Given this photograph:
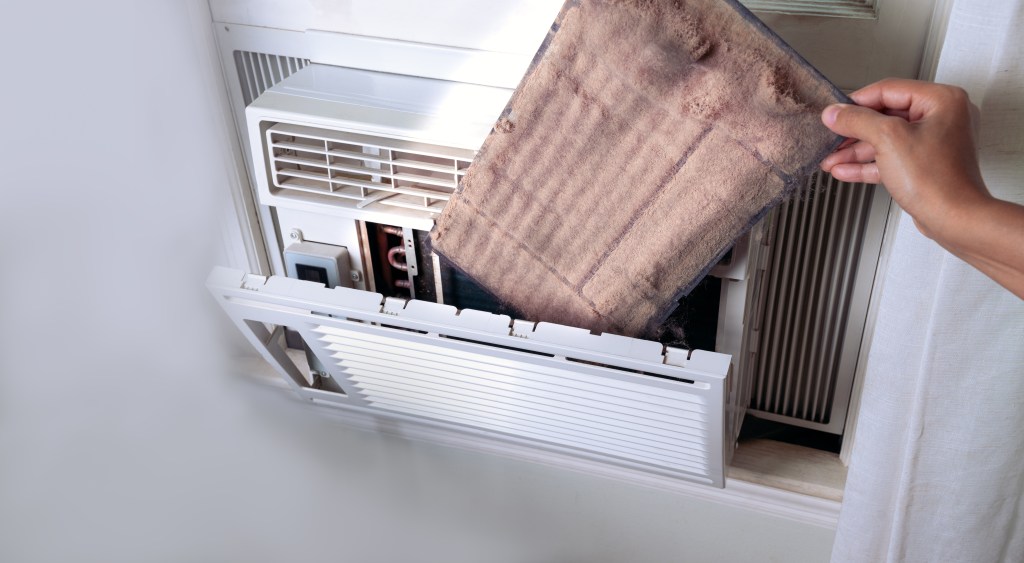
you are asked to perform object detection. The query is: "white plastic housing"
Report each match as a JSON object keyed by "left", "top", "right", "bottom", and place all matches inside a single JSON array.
[{"left": 246, "top": 64, "right": 513, "bottom": 230}]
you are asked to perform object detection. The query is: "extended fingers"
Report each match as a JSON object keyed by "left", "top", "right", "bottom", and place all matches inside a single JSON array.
[
  {"left": 821, "top": 140, "right": 877, "bottom": 171},
  {"left": 828, "top": 162, "right": 881, "bottom": 185},
  {"left": 848, "top": 78, "right": 921, "bottom": 112},
  {"left": 822, "top": 103, "right": 902, "bottom": 147},
  {"left": 849, "top": 78, "right": 971, "bottom": 122}
]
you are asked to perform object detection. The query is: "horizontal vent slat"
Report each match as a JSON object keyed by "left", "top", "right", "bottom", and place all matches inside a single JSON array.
[
  {"left": 271, "top": 140, "right": 327, "bottom": 155},
  {"left": 391, "top": 172, "right": 456, "bottom": 189},
  {"left": 375, "top": 185, "right": 452, "bottom": 200},
  {"left": 350, "top": 373, "right": 709, "bottom": 449},
  {"left": 376, "top": 196, "right": 449, "bottom": 212},
  {"left": 335, "top": 351, "right": 707, "bottom": 419},
  {"left": 323, "top": 340, "right": 705, "bottom": 411},
  {"left": 335, "top": 353, "right": 708, "bottom": 425},
  {"left": 273, "top": 154, "right": 331, "bottom": 170},
  {"left": 275, "top": 168, "right": 331, "bottom": 183},
  {"left": 274, "top": 179, "right": 366, "bottom": 200},
  {"left": 315, "top": 327, "right": 706, "bottom": 406},
  {"left": 325, "top": 339, "right": 704, "bottom": 415},
  {"left": 357, "top": 382, "right": 709, "bottom": 463},
  {"left": 273, "top": 154, "right": 458, "bottom": 190},
  {"left": 344, "top": 365, "right": 708, "bottom": 435},
  {"left": 392, "top": 158, "right": 469, "bottom": 175},
  {"left": 269, "top": 122, "right": 476, "bottom": 160},
  {"left": 364, "top": 397, "right": 710, "bottom": 474}
]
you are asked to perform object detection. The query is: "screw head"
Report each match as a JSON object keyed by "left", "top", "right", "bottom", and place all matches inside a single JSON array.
[{"left": 289, "top": 229, "right": 300, "bottom": 240}]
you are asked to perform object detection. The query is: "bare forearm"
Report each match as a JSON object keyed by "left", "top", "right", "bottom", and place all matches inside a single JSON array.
[{"left": 934, "top": 195, "right": 1024, "bottom": 299}]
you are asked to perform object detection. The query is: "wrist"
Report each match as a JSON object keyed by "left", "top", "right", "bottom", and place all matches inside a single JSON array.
[{"left": 924, "top": 185, "right": 996, "bottom": 253}]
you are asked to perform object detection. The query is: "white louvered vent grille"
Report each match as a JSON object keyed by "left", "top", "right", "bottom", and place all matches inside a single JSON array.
[
  {"left": 206, "top": 268, "right": 729, "bottom": 487},
  {"left": 313, "top": 325, "right": 713, "bottom": 476},
  {"left": 749, "top": 172, "right": 875, "bottom": 430},
  {"left": 740, "top": 0, "right": 876, "bottom": 19},
  {"left": 234, "top": 50, "right": 309, "bottom": 106},
  {"left": 266, "top": 123, "right": 474, "bottom": 216}
]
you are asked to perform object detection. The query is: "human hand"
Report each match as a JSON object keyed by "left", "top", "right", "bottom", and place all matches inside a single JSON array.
[
  {"left": 820, "top": 78, "right": 1024, "bottom": 299},
  {"left": 819, "top": 78, "right": 988, "bottom": 241}
]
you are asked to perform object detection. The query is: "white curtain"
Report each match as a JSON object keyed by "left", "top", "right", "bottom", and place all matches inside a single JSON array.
[{"left": 831, "top": 1, "right": 1024, "bottom": 561}]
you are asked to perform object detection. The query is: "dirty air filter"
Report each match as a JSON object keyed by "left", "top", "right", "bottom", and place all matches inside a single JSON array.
[{"left": 431, "top": 0, "right": 849, "bottom": 338}]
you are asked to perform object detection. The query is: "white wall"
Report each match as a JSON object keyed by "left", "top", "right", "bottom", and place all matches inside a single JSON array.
[{"left": 0, "top": 1, "right": 835, "bottom": 561}]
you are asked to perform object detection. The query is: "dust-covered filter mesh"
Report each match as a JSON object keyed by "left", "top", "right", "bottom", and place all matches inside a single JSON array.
[{"left": 431, "top": 0, "right": 849, "bottom": 338}]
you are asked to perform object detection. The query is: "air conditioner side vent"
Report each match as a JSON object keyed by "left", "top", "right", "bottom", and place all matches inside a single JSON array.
[
  {"left": 265, "top": 123, "right": 473, "bottom": 218},
  {"left": 747, "top": 171, "right": 885, "bottom": 433},
  {"left": 234, "top": 50, "right": 310, "bottom": 106}
]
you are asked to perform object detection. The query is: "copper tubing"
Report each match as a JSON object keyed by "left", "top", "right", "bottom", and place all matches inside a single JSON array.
[
  {"left": 394, "top": 279, "right": 411, "bottom": 289},
  {"left": 381, "top": 225, "right": 404, "bottom": 237},
  {"left": 388, "top": 246, "right": 408, "bottom": 271}
]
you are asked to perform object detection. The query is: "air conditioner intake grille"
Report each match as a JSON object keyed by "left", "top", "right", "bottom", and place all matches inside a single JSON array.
[
  {"left": 266, "top": 123, "right": 474, "bottom": 216},
  {"left": 312, "top": 325, "right": 714, "bottom": 477},
  {"left": 749, "top": 172, "right": 876, "bottom": 430},
  {"left": 740, "top": 0, "right": 875, "bottom": 19},
  {"left": 206, "top": 267, "right": 728, "bottom": 486}
]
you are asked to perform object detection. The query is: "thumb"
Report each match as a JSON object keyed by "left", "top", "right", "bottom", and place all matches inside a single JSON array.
[{"left": 822, "top": 103, "right": 901, "bottom": 146}]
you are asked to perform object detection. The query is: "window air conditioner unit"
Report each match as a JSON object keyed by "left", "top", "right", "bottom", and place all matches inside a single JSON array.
[
  {"left": 211, "top": 26, "right": 888, "bottom": 488},
  {"left": 211, "top": 59, "right": 739, "bottom": 488}
]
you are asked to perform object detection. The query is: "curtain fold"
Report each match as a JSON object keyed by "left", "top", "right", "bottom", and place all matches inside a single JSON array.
[{"left": 831, "top": 1, "right": 1024, "bottom": 561}]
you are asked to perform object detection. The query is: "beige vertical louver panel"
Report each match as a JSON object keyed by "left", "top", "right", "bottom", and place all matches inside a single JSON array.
[
  {"left": 748, "top": 172, "right": 888, "bottom": 433},
  {"left": 741, "top": 0, "right": 876, "bottom": 19}
]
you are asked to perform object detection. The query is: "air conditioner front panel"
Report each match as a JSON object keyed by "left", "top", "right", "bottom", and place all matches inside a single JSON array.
[
  {"left": 209, "top": 267, "right": 730, "bottom": 487},
  {"left": 247, "top": 64, "right": 512, "bottom": 151}
]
